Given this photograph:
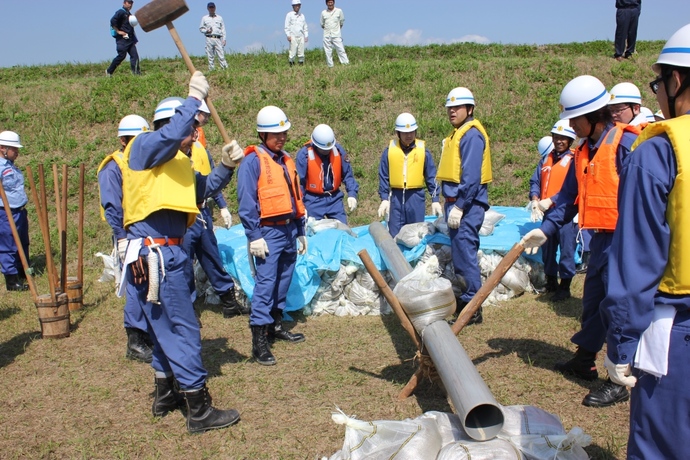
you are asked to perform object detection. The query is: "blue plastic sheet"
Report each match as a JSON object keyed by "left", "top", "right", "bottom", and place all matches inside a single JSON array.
[{"left": 216, "top": 206, "right": 542, "bottom": 312}]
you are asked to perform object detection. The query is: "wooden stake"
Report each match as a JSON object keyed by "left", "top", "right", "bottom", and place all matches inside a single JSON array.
[
  {"left": 60, "top": 164, "right": 68, "bottom": 293},
  {"left": 77, "top": 164, "right": 84, "bottom": 284},
  {"left": 38, "top": 164, "right": 59, "bottom": 299}
]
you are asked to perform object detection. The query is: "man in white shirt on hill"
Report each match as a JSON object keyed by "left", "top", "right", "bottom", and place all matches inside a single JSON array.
[
  {"left": 285, "top": 0, "right": 308, "bottom": 66},
  {"left": 199, "top": 2, "right": 227, "bottom": 71},
  {"left": 320, "top": 0, "right": 349, "bottom": 67}
]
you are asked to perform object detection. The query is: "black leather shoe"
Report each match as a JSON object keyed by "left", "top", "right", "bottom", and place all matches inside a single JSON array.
[
  {"left": 126, "top": 328, "right": 153, "bottom": 363},
  {"left": 555, "top": 348, "right": 598, "bottom": 381},
  {"left": 466, "top": 307, "right": 483, "bottom": 325},
  {"left": 268, "top": 310, "right": 305, "bottom": 343},
  {"left": 251, "top": 325, "right": 276, "bottom": 366},
  {"left": 582, "top": 379, "right": 629, "bottom": 407},
  {"left": 5, "top": 274, "right": 28, "bottom": 291}
]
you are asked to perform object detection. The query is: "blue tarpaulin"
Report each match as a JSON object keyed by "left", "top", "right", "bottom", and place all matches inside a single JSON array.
[{"left": 216, "top": 206, "right": 542, "bottom": 312}]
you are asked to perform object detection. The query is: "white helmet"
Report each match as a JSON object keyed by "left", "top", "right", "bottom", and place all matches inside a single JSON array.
[
  {"left": 256, "top": 105, "right": 291, "bottom": 133},
  {"left": 445, "top": 87, "right": 475, "bottom": 107},
  {"left": 654, "top": 109, "right": 665, "bottom": 120},
  {"left": 394, "top": 112, "right": 418, "bottom": 133},
  {"left": 292, "top": 0, "right": 301, "bottom": 5},
  {"left": 311, "top": 124, "right": 335, "bottom": 150},
  {"left": 653, "top": 23, "right": 690, "bottom": 72},
  {"left": 550, "top": 119, "right": 577, "bottom": 140},
  {"left": 117, "top": 114, "right": 150, "bottom": 137},
  {"left": 559, "top": 75, "right": 610, "bottom": 119},
  {"left": 129, "top": 15, "right": 139, "bottom": 28},
  {"left": 608, "top": 82, "right": 642, "bottom": 105},
  {"left": 153, "top": 97, "right": 185, "bottom": 122},
  {"left": 537, "top": 136, "right": 554, "bottom": 157},
  {"left": 0, "top": 131, "right": 22, "bottom": 148},
  {"left": 198, "top": 100, "right": 210, "bottom": 114},
  {"left": 640, "top": 107, "right": 655, "bottom": 123}
]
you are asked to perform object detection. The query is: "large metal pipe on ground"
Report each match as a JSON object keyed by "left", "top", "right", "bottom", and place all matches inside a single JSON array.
[{"left": 369, "top": 221, "right": 504, "bottom": 441}]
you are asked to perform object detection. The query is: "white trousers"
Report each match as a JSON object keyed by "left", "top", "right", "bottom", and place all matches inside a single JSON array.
[
  {"left": 323, "top": 36, "right": 349, "bottom": 67},
  {"left": 288, "top": 36, "right": 305, "bottom": 63},
  {"left": 205, "top": 37, "right": 227, "bottom": 70}
]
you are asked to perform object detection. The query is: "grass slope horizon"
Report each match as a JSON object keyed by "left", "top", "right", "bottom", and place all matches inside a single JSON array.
[{"left": 0, "top": 40, "right": 661, "bottom": 459}]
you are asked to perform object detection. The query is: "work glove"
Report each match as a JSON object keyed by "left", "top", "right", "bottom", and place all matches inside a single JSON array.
[
  {"left": 297, "top": 236, "right": 308, "bottom": 255},
  {"left": 221, "top": 140, "right": 244, "bottom": 168},
  {"left": 219, "top": 208, "right": 232, "bottom": 228},
  {"left": 347, "top": 197, "right": 357, "bottom": 212},
  {"left": 431, "top": 202, "right": 443, "bottom": 217},
  {"left": 249, "top": 238, "right": 269, "bottom": 259},
  {"left": 537, "top": 197, "right": 553, "bottom": 212},
  {"left": 117, "top": 238, "right": 128, "bottom": 264},
  {"left": 188, "top": 71, "right": 209, "bottom": 101},
  {"left": 377, "top": 200, "right": 389, "bottom": 219},
  {"left": 447, "top": 206, "right": 463, "bottom": 229},
  {"left": 604, "top": 355, "right": 637, "bottom": 387},
  {"left": 573, "top": 213, "right": 579, "bottom": 224},
  {"left": 520, "top": 228, "right": 548, "bottom": 255},
  {"left": 530, "top": 200, "right": 544, "bottom": 223}
]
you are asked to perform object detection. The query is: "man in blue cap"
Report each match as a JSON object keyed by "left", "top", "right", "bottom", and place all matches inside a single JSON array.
[{"left": 199, "top": 2, "right": 228, "bottom": 71}]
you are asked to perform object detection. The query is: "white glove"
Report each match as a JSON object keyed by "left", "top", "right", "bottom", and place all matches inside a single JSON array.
[
  {"left": 605, "top": 355, "right": 637, "bottom": 387},
  {"left": 431, "top": 202, "right": 443, "bottom": 217},
  {"left": 117, "top": 238, "right": 128, "bottom": 264},
  {"left": 297, "top": 236, "right": 308, "bottom": 255},
  {"left": 123, "top": 34, "right": 130, "bottom": 40},
  {"left": 219, "top": 208, "right": 232, "bottom": 228},
  {"left": 347, "top": 197, "right": 357, "bottom": 212},
  {"left": 520, "top": 228, "right": 548, "bottom": 255},
  {"left": 447, "top": 206, "right": 463, "bottom": 229},
  {"left": 249, "top": 238, "right": 269, "bottom": 259},
  {"left": 377, "top": 200, "right": 389, "bottom": 219},
  {"left": 221, "top": 140, "right": 244, "bottom": 168},
  {"left": 530, "top": 200, "right": 544, "bottom": 223},
  {"left": 188, "top": 71, "right": 209, "bottom": 101},
  {"left": 537, "top": 197, "right": 553, "bottom": 212}
]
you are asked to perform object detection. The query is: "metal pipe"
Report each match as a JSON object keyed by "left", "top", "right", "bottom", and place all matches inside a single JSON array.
[{"left": 368, "top": 221, "right": 412, "bottom": 284}]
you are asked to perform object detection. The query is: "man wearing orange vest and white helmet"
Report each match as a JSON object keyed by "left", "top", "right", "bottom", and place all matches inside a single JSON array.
[
  {"left": 522, "top": 75, "right": 640, "bottom": 408},
  {"left": 608, "top": 82, "right": 648, "bottom": 127},
  {"left": 528, "top": 120, "right": 578, "bottom": 301},
  {"left": 296, "top": 123, "right": 359, "bottom": 224},
  {"left": 237, "top": 105, "right": 307, "bottom": 366},
  {"left": 601, "top": 23, "right": 690, "bottom": 459}
]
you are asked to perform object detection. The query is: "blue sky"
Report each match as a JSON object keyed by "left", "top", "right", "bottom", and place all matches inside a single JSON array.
[{"left": 2, "top": 1, "right": 690, "bottom": 68}]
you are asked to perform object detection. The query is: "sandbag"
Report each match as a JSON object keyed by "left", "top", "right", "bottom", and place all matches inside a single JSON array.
[
  {"left": 480, "top": 208, "right": 506, "bottom": 236},
  {"left": 437, "top": 438, "right": 525, "bottom": 460},
  {"left": 395, "top": 222, "right": 436, "bottom": 248},
  {"left": 499, "top": 405, "right": 565, "bottom": 437},
  {"left": 307, "top": 217, "right": 357, "bottom": 237}
]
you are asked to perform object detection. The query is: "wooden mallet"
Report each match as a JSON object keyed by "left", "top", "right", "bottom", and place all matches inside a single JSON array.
[{"left": 135, "top": 0, "right": 232, "bottom": 145}]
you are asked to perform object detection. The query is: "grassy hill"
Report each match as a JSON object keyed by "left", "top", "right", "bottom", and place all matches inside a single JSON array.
[{"left": 0, "top": 40, "right": 664, "bottom": 459}]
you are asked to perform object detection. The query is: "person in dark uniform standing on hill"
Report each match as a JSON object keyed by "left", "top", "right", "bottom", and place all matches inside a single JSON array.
[
  {"left": 613, "top": 0, "right": 641, "bottom": 61},
  {"left": 107, "top": 0, "right": 140, "bottom": 76}
]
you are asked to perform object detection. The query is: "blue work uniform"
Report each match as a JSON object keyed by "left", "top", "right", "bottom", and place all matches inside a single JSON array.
[
  {"left": 379, "top": 140, "right": 439, "bottom": 238},
  {"left": 0, "top": 156, "right": 29, "bottom": 276},
  {"left": 125, "top": 97, "right": 232, "bottom": 390},
  {"left": 107, "top": 7, "right": 140, "bottom": 75},
  {"left": 182, "top": 148, "right": 235, "bottom": 302},
  {"left": 237, "top": 145, "right": 306, "bottom": 327},
  {"left": 601, "top": 118, "right": 690, "bottom": 460},
  {"left": 295, "top": 142, "right": 359, "bottom": 224},
  {"left": 440, "top": 123, "right": 489, "bottom": 304},
  {"left": 541, "top": 123, "right": 637, "bottom": 354},
  {"left": 97, "top": 157, "right": 148, "bottom": 334},
  {"left": 529, "top": 151, "right": 577, "bottom": 280}
]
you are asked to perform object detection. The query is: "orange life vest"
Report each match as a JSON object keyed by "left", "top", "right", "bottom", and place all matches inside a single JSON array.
[
  {"left": 197, "top": 126, "right": 207, "bottom": 149},
  {"left": 574, "top": 123, "right": 640, "bottom": 230},
  {"left": 247, "top": 145, "right": 306, "bottom": 220},
  {"left": 540, "top": 151, "right": 574, "bottom": 200},
  {"left": 305, "top": 145, "right": 342, "bottom": 194}
]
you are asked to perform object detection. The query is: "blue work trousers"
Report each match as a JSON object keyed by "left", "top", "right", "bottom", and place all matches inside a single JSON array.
[
  {"left": 0, "top": 208, "right": 29, "bottom": 275},
  {"left": 571, "top": 232, "right": 613, "bottom": 353},
  {"left": 614, "top": 6, "right": 640, "bottom": 58},
  {"left": 303, "top": 191, "right": 347, "bottom": 224},
  {"left": 107, "top": 39, "right": 140, "bottom": 75},
  {"left": 250, "top": 222, "right": 298, "bottom": 326},
  {"left": 387, "top": 188, "right": 426, "bottom": 238},
  {"left": 446, "top": 202, "right": 485, "bottom": 304},
  {"left": 126, "top": 244, "right": 207, "bottom": 390},
  {"left": 542, "top": 213, "right": 577, "bottom": 279}
]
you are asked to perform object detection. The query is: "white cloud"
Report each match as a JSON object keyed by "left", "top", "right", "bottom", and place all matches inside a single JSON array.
[{"left": 381, "top": 29, "right": 491, "bottom": 46}]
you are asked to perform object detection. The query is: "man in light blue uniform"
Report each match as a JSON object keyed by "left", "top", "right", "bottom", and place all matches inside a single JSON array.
[
  {"left": 601, "top": 24, "right": 690, "bottom": 459},
  {"left": 122, "top": 71, "right": 243, "bottom": 433},
  {"left": 0, "top": 131, "right": 29, "bottom": 291},
  {"left": 97, "top": 115, "right": 153, "bottom": 363}
]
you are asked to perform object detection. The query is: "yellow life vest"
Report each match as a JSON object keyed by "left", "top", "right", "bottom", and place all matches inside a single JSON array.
[
  {"left": 121, "top": 133, "right": 198, "bottom": 229},
  {"left": 387, "top": 139, "right": 426, "bottom": 189},
  {"left": 437, "top": 119, "right": 492, "bottom": 184},
  {"left": 190, "top": 141, "right": 212, "bottom": 175},
  {"left": 631, "top": 114, "right": 690, "bottom": 294},
  {"left": 97, "top": 150, "right": 126, "bottom": 221}
]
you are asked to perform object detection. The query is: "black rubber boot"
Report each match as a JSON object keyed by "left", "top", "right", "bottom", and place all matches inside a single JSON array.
[
  {"left": 554, "top": 347, "right": 598, "bottom": 381},
  {"left": 582, "top": 378, "right": 630, "bottom": 407},
  {"left": 466, "top": 306, "right": 483, "bottom": 325},
  {"left": 5, "top": 274, "right": 28, "bottom": 291},
  {"left": 544, "top": 275, "right": 559, "bottom": 293},
  {"left": 251, "top": 325, "right": 276, "bottom": 366},
  {"left": 551, "top": 278, "right": 572, "bottom": 302},
  {"left": 576, "top": 252, "right": 590, "bottom": 274},
  {"left": 152, "top": 376, "right": 185, "bottom": 417},
  {"left": 183, "top": 385, "right": 240, "bottom": 434},
  {"left": 221, "top": 289, "right": 246, "bottom": 318},
  {"left": 126, "top": 328, "right": 153, "bottom": 363},
  {"left": 268, "top": 310, "right": 305, "bottom": 343}
]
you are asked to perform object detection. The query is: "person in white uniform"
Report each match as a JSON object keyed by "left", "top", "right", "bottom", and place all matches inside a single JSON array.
[
  {"left": 285, "top": 0, "right": 308, "bottom": 66},
  {"left": 199, "top": 2, "right": 227, "bottom": 71},
  {"left": 320, "top": 0, "right": 349, "bottom": 67}
]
